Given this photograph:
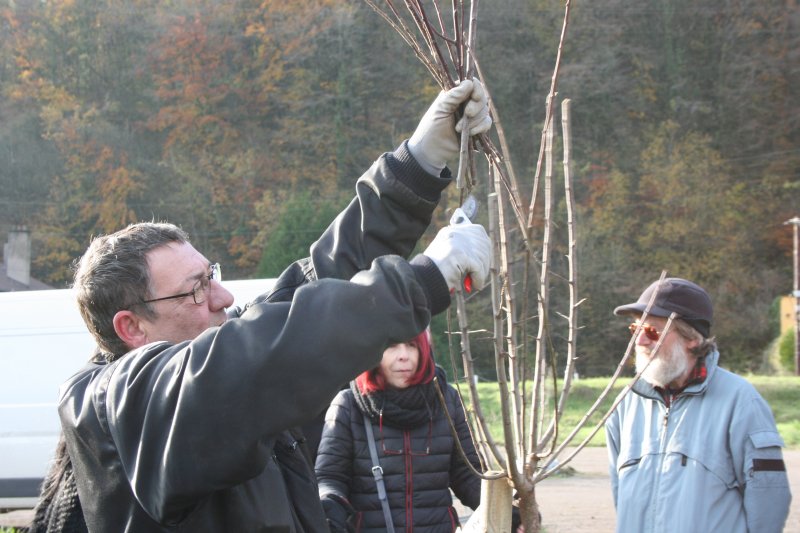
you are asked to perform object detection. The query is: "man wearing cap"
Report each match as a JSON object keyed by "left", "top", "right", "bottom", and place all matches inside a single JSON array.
[{"left": 605, "top": 277, "right": 791, "bottom": 533}]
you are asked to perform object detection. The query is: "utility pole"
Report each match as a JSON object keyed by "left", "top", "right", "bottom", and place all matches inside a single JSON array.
[{"left": 784, "top": 216, "right": 800, "bottom": 376}]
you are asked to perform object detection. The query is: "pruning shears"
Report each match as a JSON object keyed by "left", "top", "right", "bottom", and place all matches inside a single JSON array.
[{"left": 449, "top": 194, "right": 479, "bottom": 293}]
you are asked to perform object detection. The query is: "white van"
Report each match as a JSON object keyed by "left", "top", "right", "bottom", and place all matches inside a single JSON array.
[{"left": 0, "top": 279, "right": 275, "bottom": 509}]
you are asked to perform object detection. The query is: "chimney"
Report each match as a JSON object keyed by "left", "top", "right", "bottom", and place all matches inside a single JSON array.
[{"left": 4, "top": 226, "right": 31, "bottom": 287}]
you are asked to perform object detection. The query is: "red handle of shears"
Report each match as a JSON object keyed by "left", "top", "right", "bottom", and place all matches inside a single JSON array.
[{"left": 450, "top": 205, "right": 475, "bottom": 294}]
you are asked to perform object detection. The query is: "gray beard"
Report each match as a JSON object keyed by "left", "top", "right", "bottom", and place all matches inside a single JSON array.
[{"left": 635, "top": 341, "right": 690, "bottom": 388}]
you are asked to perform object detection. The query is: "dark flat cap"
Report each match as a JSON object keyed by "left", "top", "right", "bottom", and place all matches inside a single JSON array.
[{"left": 614, "top": 277, "right": 713, "bottom": 338}]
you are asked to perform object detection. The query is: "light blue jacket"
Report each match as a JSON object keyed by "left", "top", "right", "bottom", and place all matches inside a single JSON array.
[{"left": 605, "top": 350, "right": 791, "bottom": 533}]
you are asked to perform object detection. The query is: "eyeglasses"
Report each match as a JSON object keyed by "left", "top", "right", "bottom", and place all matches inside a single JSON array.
[
  {"left": 379, "top": 416, "right": 432, "bottom": 457},
  {"left": 628, "top": 322, "right": 661, "bottom": 342},
  {"left": 142, "top": 263, "right": 221, "bottom": 305}
]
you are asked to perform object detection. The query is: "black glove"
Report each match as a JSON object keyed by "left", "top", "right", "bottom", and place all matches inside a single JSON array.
[
  {"left": 321, "top": 494, "right": 355, "bottom": 533},
  {"left": 511, "top": 505, "right": 541, "bottom": 532},
  {"left": 512, "top": 506, "right": 522, "bottom": 531}
]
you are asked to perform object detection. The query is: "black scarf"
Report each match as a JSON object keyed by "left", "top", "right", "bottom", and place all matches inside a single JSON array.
[
  {"left": 352, "top": 367, "right": 448, "bottom": 430},
  {"left": 29, "top": 436, "right": 87, "bottom": 533}
]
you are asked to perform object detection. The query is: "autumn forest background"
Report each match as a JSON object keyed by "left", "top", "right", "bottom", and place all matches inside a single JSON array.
[{"left": 1, "top": 0, "right": 797, "bottom": 377}]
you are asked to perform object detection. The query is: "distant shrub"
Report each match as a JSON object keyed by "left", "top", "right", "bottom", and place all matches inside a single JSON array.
[{"left": 779, "top": 328, "right": 796, "bottom": 372}]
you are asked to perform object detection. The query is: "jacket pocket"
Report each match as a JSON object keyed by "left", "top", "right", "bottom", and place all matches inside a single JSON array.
[
  {"left": 616, "top": 442, "right": 652, "bottom": 474},
  {"left": 620, "top": 457, "right": 641, "bottom": 470},
  {"left": 749, "top": 430, "right": 785, "bottom": 450},
  {"left": 668, "top": 446, "right": 736, "bottom": 489},
  {"left": 747, "top": 431, "right": 789, "bottom": 488},
  {"left": 273, "top": 432, "right": 313, "bottom": 483}
]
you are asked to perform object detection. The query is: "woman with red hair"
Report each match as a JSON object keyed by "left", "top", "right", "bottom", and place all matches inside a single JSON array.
[{"left": 314, "top": 330, "right": 484, "bottom": 532}]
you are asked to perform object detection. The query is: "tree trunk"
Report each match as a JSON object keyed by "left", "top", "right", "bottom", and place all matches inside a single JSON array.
[{"left": 461, "top": 474, "right": 513, "bottom": 533}]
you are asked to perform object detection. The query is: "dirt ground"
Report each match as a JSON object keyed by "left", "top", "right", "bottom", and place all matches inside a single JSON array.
[{"left": 2, "top": 448, "right": 799, "bottom": 532}]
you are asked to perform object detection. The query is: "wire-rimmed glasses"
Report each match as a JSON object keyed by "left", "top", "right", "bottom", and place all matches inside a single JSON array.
[{"left": 141, "top": 263, "right": 221, "bottom": 305}]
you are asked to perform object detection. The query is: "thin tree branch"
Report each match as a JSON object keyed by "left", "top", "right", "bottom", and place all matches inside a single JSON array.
[
  {"left": 537, "top": 99, "right": 577, "bottom": 447},
  {"left": 432, "top": 376, "right": 507, "bottom": 480},
  {"left": 529, "top": 113, "right": 554, "bottom": 455},
  {"left": 526, "top": 0, "right": 572, "bottom": 232},
  {"left": 455, "top": 0, "right": 478, "bottom": 188}
]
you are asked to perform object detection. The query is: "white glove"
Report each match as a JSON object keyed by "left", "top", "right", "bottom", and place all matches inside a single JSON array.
[
  {"left": 423, "top": 221, "right": 492, "bottom": 292},
  {"left": 408, "top": 78, "right": 492, "bottom": 176}
]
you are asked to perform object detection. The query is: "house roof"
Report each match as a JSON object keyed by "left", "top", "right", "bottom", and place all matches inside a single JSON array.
[{"left": 0, "top": 265, "right": 53, "bottom": 292}]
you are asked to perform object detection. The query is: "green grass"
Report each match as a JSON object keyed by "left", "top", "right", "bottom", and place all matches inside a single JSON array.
[
  {"left": 462, "top": 375, "right": 800, "bottom": 449},
  {"left": 746, "top": 375, "right": 800, "bottom": 447}
]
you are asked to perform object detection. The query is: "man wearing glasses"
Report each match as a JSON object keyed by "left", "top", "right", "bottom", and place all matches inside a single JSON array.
[
  {"left": 606, "top": 277, "right": 791, "bottom": 533},
  {"left": 32, "top": 80, "right": 493, "bottom": 532}
]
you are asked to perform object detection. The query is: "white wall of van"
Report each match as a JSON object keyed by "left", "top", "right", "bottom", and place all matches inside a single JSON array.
[{"left": 0, "top": 279, "right": 275, "bottom": 509}]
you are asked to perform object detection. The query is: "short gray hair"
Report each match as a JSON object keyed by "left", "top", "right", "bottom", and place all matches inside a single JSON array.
[
  {"left": 73, "top": 222, "right": 189, "bottom": 358},
  {"left": 673, "top": 318, "right": 716, "bottom": 358}
]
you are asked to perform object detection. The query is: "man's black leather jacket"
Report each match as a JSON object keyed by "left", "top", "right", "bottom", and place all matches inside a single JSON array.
[{"left": 58, "top": 143, "right": 453, "bottom": 532}]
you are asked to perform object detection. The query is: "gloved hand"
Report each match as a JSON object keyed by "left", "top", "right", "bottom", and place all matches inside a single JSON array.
[
  {"left": 423, "top": 221, "right": 492, "bottom": 292},
  {"left": 408, "top": 78, "right": 492, "bottom": 176},
  {"left": 321, "top": 495, "right": 354, "bottom": 533}
]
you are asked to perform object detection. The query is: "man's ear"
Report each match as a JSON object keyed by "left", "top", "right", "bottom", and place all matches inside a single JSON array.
[
  {"left": 113, "top": 310, "right": 148, "bottom": 350},
  {"left": 685, "top": 337, "right": 701, "bottom": 352}
]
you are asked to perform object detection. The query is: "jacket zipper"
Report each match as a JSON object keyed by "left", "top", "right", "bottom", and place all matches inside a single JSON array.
[
  {"left": 649, "top": 394, "right": 673, "bottom": 533},
  {"left": 404, "top": 430, "right": 413, "bottom": 532}
]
